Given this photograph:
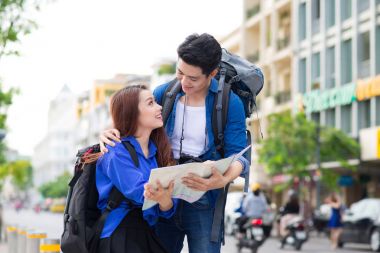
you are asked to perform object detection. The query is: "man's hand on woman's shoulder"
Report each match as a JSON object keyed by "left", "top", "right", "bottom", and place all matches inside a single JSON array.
[{"left": 99, "top": 128, "right": 121, "bottom": 153}]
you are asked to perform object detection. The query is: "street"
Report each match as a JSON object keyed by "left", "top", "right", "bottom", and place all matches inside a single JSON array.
[{"left": 0, "top": 209, "right": 373, "bottom": 253}]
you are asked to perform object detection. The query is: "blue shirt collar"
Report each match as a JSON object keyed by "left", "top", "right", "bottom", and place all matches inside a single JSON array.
[
  {"left": 209, "top": 78, "right": 218, "bottom": 93},
  {"left": 121, "top": 136, "right": 157, "bottom": 159}
]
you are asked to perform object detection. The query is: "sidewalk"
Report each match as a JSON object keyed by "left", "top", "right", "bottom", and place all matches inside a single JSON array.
[{"left": 0, "top": 242, "right": 8, "bottom": 252}]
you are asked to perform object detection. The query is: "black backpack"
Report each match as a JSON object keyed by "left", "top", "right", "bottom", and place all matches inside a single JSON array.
[
  {"left": 160, "top": 49, "right": 264, "bottom": 243},
  {"left": 60, "top": 141, "right": 140, "bottom": 253}
]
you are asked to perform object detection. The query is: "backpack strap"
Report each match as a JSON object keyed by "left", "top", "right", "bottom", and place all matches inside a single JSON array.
[
  {"left": 161, "top": 79, "right": 182, "bottom": 125},
  {"left": 212, "top": 68, "right": 230, "bottom": 158},
  {"left": 210, "top": 68, "right": 232, "bottom": 244},
  {"left": 121, "top": 141, "right": 139, "bottom": 167},
  {"left": 89, "top": 141, "right": 139, "bottom": 253}
]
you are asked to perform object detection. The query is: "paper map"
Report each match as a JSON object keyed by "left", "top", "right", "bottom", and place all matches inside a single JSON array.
[{"left": 142, "top": 145, "right": 251, "bottom": 210}]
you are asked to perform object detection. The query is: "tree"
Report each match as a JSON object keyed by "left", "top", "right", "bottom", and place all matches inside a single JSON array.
[
  {"left": 157, "top": 63, "right": 176, "bottom": 76},
  {"left": 258, "top": 111, "right": 359, "bottom": 191},
  {"left": 0, "top": 0, "right": 39, "bottom": 60},
  {"left": 0, "top": 160, "right": 33, "bottom": 193},
  {"left": 38, "top": 171, "right": 71, "bottom": 198},
  {"left": 0, "top": 1, "right": 40, "bottom": 187}
]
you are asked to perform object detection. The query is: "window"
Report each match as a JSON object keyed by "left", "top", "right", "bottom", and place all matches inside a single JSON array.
[
  {"left": 341, "top": 39, "right": 352, "bottom": 85},
  {"left": 312, "top": 52, "right": 321, "bottom": 89},
  {"left": 341, "top": 0, "right": 352, "bottom": 21},
  {"left": 326, "top": 108, "right": 335, "bottom": 127},
  {"left": 326, "top": 0, "right": 335, "bottom": 28},
  {"left": 358, "top": 0, "right": 370, "bottom": 13},
  {"left": 312, "top": 0, "right": 321, "bottom": 34},
  {"left": 341, "top": 104, "right": 352, "bottom": 134},
  {"left": 326, "top": 46, "right": 335, "bottom": 89},
  {"left": 311, "top": 112, "right": 320, "bottom": 124},
  {"left": 358, "top": 31, "right": 371, "bottom": 78},
  {"left": 299, "top": 58, "right": 307, "bottom": 93},
  {"left": 299, "top": 3, "right": 307, "bottom": 41},
  {"left": 358, "top": 100, "right": 371, "bottom": 130}
]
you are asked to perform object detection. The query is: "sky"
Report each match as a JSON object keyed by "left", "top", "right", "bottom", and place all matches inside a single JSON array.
[{"left": 0, "top": 0, "right": 243, "bottom": 156}]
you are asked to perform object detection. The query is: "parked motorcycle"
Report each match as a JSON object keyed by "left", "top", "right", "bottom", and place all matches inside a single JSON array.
[
  {"left": 236, "top": 217, "right": 267, "bottom": 253},
  {"left": 280, "top": 216, "right": 308, "bottom": 250}
]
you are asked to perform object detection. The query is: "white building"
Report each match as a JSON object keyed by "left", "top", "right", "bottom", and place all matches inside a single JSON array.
[{"left": 32, "top": 85, "right": 77, "bottom": 187}]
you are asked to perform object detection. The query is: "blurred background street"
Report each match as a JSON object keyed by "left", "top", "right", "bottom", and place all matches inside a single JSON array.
[
  {"left": 0, "top": 0, "right": 380, "bottom": 252},
  {"left": 0, "top": 208, "right": 373, "bottom": 253}
]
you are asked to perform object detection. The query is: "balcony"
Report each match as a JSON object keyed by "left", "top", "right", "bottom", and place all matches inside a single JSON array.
[
  {"left": 277, "top": 36, "right": 290, "bottom": 50},
  {"left": 247, "top": 51, "right": 260, "bottom": 63},
  {"left": 246, "top": 4, "right": 261, "bottom": 20},
  {"left": 274, "top": 90, "right": 291, "bottom": 104}
]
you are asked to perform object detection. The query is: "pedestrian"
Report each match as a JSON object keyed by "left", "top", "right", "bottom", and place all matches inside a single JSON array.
[
  {"left": 96, "top": 85, "right": 178, "bottom": 253},
  {"left": 327, "top": 193, "right": 343, "bottom": 250},
  {"left": 279, "top": 191, "right": 300, "bottom": 237},
  {"left": 100, "top": 33, "right": 252, "bottom": 253}
]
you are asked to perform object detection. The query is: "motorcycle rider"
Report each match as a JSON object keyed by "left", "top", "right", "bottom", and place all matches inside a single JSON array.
[
  {"left": 279, "top": 191, "right": 300, "bottom": 237},
  {"left": 236, "top": 183, "right": 268, "bottom": 234}
]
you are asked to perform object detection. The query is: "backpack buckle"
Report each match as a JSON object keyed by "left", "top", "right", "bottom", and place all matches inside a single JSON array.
[{"left": 106, "top": 201, "right": 117, "bottom": 211}]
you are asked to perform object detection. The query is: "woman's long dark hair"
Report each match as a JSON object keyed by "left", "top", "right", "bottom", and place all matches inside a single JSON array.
[{"left": 110, "top": 85, "right": 173, "bottom": 167}]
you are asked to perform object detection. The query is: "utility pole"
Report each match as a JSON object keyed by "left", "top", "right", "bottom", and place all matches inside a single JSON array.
[{"left": 316, "top": 125, "right": 321, "bottom": 207}]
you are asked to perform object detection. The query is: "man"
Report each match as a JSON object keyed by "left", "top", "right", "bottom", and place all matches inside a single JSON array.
[
  {"left": 236, "top": 183, "right": 267, "bottom": 235},
  {"left": 100, "top": 33, "right": 252, "bottom": 253},
  {"left": 242, "top": 183, "right": 267, "bottom": 219}
]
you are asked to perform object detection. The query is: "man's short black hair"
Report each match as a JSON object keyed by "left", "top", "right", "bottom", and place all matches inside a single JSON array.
[{"left": 177, "top": 33, "right": 222, "bottom": 76}]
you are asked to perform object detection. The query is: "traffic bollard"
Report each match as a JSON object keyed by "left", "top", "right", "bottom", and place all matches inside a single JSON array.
[
  {"left": 17, "top": 227, "right": 27, "bottom": 253},
  {"left": 6, "top": 225, "right": 17, "bottom": 253},
  {"left": 26, "top": 231, "right": 46, "bottom": 253},
  {"left": 39, "top": 238, "right": 61, "bottom": 253}
]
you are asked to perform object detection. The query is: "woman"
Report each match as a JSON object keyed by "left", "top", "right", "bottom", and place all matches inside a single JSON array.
[
  {"left": 327, "top": 193, "right": 343, "bottom": 250},
  {"left": 96, "top": 85, "right": 177, "bottom": 253},
  {"left": 279, "top": 191, "right": 300, "bottom": 237}
]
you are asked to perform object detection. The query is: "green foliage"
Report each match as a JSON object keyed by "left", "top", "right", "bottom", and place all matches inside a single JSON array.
[
  {"left": 157, "top": 64, "right": 176, "bottom": 76},
  {"left": 38, "top": 171, "right": 71, "bottom": 198},
  {"left": 0, "top": 1, "right": 39, "bottom": 191},
  {"left": 8, "top": 160, "right": 33, "bottom": 190},
  {"left": 0, "top": 0, "right": 39, "bottom": 60},
  {"left": 258, "top": 111, "right": 359, "bottom": 191},
  {"left": 0, "top": 159, "right": 33, "bottom": 191}
]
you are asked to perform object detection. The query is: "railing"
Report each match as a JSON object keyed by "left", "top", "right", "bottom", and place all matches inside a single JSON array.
[
  {"left": 277, "top": 36, "right": 290, "bottom": 50},
  {"left": 247, "top": 51, "right": 260, "bottom": 63},
  {"left": 274, "top": 90, "right": 291, "bottom": 104},
  {"left": 246, "top": 4, "right": 261, "bottom": 19}
]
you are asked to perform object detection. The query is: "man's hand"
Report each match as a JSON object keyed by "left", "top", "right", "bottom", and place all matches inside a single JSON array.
[
  {"left": 182, "top": 168, "right": 229, "bottom": 191},
  {"left": 99, "top": 129, "right": 121, "bottom": 153},
  {"left": 144, "top": 180, "right": 174, "bottom": 211},
  {"left": 182, "top": 160, "right": 243, "bottom": 191}
]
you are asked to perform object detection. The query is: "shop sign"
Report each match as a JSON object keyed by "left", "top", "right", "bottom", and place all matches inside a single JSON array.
[
  {"left": 357, "top": 75, "right": 380, "bottom": 101},
  {"left": 303, "top": 83, "right": 357, "bottom": 113},
  {"left": 360, "top": 127, "right": 380, "bottom": 161}
]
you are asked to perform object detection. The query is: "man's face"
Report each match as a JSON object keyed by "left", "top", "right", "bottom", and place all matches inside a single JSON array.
[{"left": 176, "top": 58, "right": 214, "bottom": 96}]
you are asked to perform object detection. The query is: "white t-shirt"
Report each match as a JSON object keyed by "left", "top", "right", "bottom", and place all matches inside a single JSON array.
[{"left": 171, "top": 101, "right": 207, "bottom": 159}]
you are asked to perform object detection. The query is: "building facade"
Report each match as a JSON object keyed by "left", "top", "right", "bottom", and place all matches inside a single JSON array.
[
  {"left": 32, "top": 85, "right": 78, "bottom": 187},
  {"left": 294, "top": 0, "right": 380, "bottom": 204},
  {"left": 220, "top": 0, "right": 380, "bottom": 206}
]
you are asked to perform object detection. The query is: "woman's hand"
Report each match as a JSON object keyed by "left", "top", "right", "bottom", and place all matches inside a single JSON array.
[
  {"left": 144, "top": 180, "right": 174, "bottom": 211},
  {"left": 99, "top": 129, "right": 121, "bottom": 153}
]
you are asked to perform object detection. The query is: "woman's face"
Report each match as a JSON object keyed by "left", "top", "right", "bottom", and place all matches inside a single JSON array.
[{"left": 138, "top": 89, "right": 163, "bottom": 130}]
